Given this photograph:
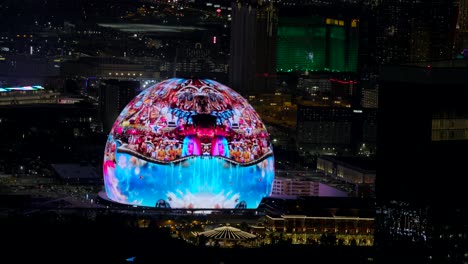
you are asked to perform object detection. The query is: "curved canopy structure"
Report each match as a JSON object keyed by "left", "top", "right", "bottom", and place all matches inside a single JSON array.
[{"left": 197, "top": 226, "right": 257, "bottom": 240}]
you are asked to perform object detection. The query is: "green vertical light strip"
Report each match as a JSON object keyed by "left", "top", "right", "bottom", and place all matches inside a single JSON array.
[
  {"left": 329, "top": 26, "right": 346, "bottom": 72},
  {"left": 308, "top": 27, "right": 326, "bottom": 71},
  {"left": 347, "top": 27, "right": 359, "bottom": 72}
]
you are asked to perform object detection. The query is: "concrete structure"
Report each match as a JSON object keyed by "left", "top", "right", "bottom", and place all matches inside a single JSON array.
[
  {"left": 454, "top": 0, "right": 468, "bottom": 58},
  {"left": 61, "top": 57, "right": 155, "bottom": 80},
  {"left": 271, "top": 176, "right": 347, "bottom": 197},
  {"left": 296, "top": 104, "right": 354, "bottom": 155},
  {"left": 51, "top": 163, "right": 101, "bottom": 184},
  {"left": 229, "top": 1, "right": 277, "bottom": 96},
  {"left": 260, "top": 196, "right": 375, "bottom": 246},
  {"left": 377, "top": 61, "right": 468, "bottom": 202},
  {"left": 375, "top": 0, "right": 457, "bottom": 64},
  {"left": 98, "top": 80, "right": 139, "bottom": 133},
  {"left": 317, "top": 156, "right": 375, "bottom": 184},
  {"left": 361, "top": 87, "right": 378, "bottom": 109}
]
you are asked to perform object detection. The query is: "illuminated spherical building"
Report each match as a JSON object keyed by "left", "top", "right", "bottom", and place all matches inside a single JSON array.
[{"left": 103, "top": 78, "right": 274, "bottom": 209}]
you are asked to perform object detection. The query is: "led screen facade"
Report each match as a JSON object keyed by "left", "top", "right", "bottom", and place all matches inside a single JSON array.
[
  {"left": 277, "top": 16, "right": 358, "bottom": 73},
  {"left": 277, "top": 22, "right": 327, "bottom": 72},
  {"left": 103, "top": 78, "right": 275, "bottom": 209}
]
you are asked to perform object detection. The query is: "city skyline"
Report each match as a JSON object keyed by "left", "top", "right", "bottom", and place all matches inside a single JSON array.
[{"left": 0, "top": 0, "right": 467, "bottom": 263}]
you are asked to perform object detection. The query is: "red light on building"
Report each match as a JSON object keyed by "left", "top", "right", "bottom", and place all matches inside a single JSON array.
[
  {"left": 329, "top": 78, "right": 357, "bottom": 85},
  {"left": 213, "top": 36, "right": 217, "bottom": 44}
]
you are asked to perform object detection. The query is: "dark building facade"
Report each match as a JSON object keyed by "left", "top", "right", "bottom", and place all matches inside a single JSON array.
[
  {"left": 296, "top": 103, "right": 375, "bottom": 156},
  {"left": 376, "top": 62, "right": 468, "bottom": 263},
  {"left": 99, "top": 79, "right": 138, "bottom": 133},
  {"left": 229, "top": 1, "right": 277, "bottom": 96},
  {"left": 375, "top": 0, "right": 458, "bottom": 65},
  {"left": 454, "top": 0, "right": 468, "bottom": 58},
  {"left": 377, "top": 62, "right": 468, "bottom": 201}
]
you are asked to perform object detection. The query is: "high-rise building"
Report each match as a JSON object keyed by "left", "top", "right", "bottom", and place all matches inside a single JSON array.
[
  {"left": 374, "top": 1, "right": 414, "bottom": 65},
  {"left": 317, "top": 156, "right": 376, "bottom": 185},
  {"left": 375, "top": 0, "right": 457, "bottom": 64},
  {"left": 296, "top": 103, "right": 367, "bottom": 156},
  {"left": 454, "top": 0, "right": 468, "bottom": 58},
  {"left": 418, "top": 0, "right": 457, "bottom": 61},
  {"left": 99, "top": 80, "right": 138, "bottom": 133},
  {"left": 377, "top": 61, "right": 468, "bottom": 202},
  {"left": 276, "top": 16, "right": 359, "bottom": 73},
  {"left": 229, "top": 1, "right": 277, "bottom": 96},
  {"left": 361, "top": 87, "right": 378, "bottom": 109},
  {"left": 376, "top": 61, "right": 468, "bottom": 262}
]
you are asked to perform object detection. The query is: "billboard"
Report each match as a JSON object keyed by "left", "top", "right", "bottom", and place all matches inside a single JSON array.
[{"left": 103, "top": 78, "right": 275, "bottom": 209}]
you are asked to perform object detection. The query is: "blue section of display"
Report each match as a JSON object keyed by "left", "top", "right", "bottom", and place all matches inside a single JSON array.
[{"left": 104, "top": 151, "right": 274, "bottom": 209}]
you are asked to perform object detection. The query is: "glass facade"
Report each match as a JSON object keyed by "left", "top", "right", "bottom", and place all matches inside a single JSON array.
[{"left": 277, "top": 16, "right": 358, "bottom": 73}]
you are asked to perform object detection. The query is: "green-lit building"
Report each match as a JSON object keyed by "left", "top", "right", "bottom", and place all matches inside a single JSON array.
[{"left": 277, "top": 16, "right": 359, "bottom": 73}]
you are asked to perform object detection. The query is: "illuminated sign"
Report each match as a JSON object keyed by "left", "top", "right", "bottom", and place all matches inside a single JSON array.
[
  {"left": 0, "top": 85, "right": 44, "bottom": 92},
  {"left": 103, "top": 79, "right": 275, "bottom": 209}
]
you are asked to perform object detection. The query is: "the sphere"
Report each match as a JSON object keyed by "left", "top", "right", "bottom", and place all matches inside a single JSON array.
[{"left": 103, "top": 78, "right": 275, "bottom": 209}]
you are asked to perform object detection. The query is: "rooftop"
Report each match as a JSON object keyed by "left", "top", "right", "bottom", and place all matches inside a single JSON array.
[
  {"left": 319, "top": 155, "right": 376, "bottom": 173},
  {"left": 260, "top": 196, "right": 375, "bottom": 218}
]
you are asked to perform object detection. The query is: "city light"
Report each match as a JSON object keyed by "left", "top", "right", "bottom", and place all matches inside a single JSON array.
[{"left": 0, "top": 85, "right": 44, "bottom": 92}]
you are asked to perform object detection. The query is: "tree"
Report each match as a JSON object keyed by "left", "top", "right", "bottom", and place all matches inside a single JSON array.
[
  {"left": 198, "top": 234, "right": 207, "bottom": 247},
  {"left": 320, "top": 232, "right": 337, "bottom": 246}
]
